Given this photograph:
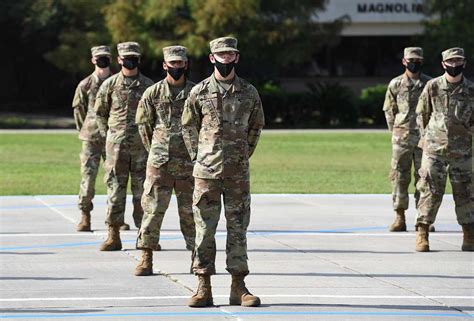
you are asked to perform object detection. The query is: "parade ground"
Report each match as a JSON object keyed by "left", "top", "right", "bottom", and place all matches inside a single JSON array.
[{"left": 1, "top": 194, "right": 472, "bottom": 320}]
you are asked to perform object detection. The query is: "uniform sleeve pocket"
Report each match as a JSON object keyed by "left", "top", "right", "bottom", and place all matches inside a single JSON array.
[{"left": 201, "top": 94, "right": 219, "bottom": 123}]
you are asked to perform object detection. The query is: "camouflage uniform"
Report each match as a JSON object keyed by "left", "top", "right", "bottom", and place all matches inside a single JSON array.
[
  {"left": 94, "top": 42, "right": 154, "bottom": 228},
  {"left": 416, "top": 48, "right": 473, "bottom": 227},
  {"left": 135, "top": 45, "right": 196, "bottom": 251},
  {"left": 383, "top": 47, "right": 432, "bottom": 213},
  {"left": 182, "top": 38, "right": 265, "bottom": 276},
  {"left": 73, "top": 46, "right": 111, "bottom": 213}
]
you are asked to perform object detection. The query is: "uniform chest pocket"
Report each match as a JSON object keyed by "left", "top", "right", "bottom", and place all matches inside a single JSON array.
[
  {"left": 87, "top": 87, "right": 99, "bottom": 110},
  {"left": 170, "top": 101, "right": 185, "bottom": 128},
  {"left": 433, "top": 96, "right": 448, "bottom": 115},
  {"left": 408, "top": 88, "right": 423, "bottom": 110},
  {"left": 232, "top": 99, "right": 252, "bottom": 126},
  {"left": 153, "top": 99, "right": 172, "bottom": 127},
  {"left": 112, "top": 87, "right": 129, "bottom": 109},
  {"left": 396, "top": 90, "right": 410, "bottom": 113},
  {"left": 453, "top": 99, "right": 472, "bottom": 124},
  {"left": 128, "top": 88, "right": 145, "bottom": 104},
  {"left": 88, "top": 86, "right": 99, "bottom": 102}
]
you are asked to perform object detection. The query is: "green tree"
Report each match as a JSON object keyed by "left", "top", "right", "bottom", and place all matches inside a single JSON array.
[
  {"left": 422, "top": 0, "right": 474, "bottom": 72},
  {"left": 24, "top": 0, "right": 112, "bottom": 75},
  {"left": 1, "top": 0, "right": 107, "bottom": 110},
  {"left": 103, "top": 0, "right": 343, "bottom": 77}
]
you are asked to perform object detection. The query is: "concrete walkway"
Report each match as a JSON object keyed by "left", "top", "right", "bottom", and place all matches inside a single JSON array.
[{"left": 1, "top": 194, "right": 472, "bottom": 320}]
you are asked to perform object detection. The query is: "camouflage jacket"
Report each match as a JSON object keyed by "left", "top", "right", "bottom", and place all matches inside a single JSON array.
[
  {"left": 383, "top": 73, "right": 432, "bottom": 146},
  {"left": 72, "top": 73, "right": 110, "bottom": 141},
  {"left": 136, "top": 79, "right": 196, "bottom": 176},
  {"left": 182, "top": 74, "right": 265, "bottom": 179},
  {"left": 416, "top": 75, "right": 473, "bottom": 157},
  {"left": 94, "top": 72, "right": 153, "bottom": 144}
]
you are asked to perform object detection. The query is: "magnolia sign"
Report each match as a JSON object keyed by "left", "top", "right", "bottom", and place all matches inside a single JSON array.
[
  {"left": 357, "top": 2, "right": 424, "bottom": 14},
  {"left": 317, "top": 0, "right": 425, "bottom": 22},
  {"left": 315, "top": 0, "right": 426, "bottom": 35}
]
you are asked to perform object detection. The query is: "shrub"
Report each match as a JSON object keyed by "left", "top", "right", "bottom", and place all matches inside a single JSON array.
[
  {"left": 307, "top": 82, "right": 359, "bottom": 127},
  {"left": 358, "top": 84, "right": 388, "bottom": 127},
  {"left": 260, "top": 81, "right": 360, "bottom": 128}
]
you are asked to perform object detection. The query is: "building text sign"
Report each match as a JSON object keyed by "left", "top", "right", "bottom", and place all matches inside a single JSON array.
[
  {"left": 357, "top": 2, "right": 423, "bottom": 14},
  {"left": 317, "top": 0, "right": 425, "bottom": 23}
]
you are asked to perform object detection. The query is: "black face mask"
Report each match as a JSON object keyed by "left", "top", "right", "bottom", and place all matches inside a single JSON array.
[
  {"left": 95, "top": 56, "right": 110, "bottom": 68},
  {"left": 445, "top": 64, "right": 464, "bottom": 77},
  {"left": 406, "top": 61, "right": 422, "bottom": 73},
  {"left": 122, "top": 57, "right": 139, "bottom": 70},
  {"left": 167, "top": 66, "right": 186, "bottom": 81},
  {"left": 214, "top": 59, "right": 235, "bottom": 78}
]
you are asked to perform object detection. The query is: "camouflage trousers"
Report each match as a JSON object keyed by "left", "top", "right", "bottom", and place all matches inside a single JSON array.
[
  {"left": 78, "top": 139, "right": 105, "bottom": 212},
  {"left": 416, "top": 152, "right": 473, "bottom": 225},
  {"left": 136, "top": 164, "right": 195, "bottom": 250},
  {"left": 192, "top": 177, "right": 251, "bottom": 276},
  {"left": 390, "top": 143, "right": 422, "bottom": 210},
  {"left": 104, "top": 140, "right": 147, "bottom": 227}
]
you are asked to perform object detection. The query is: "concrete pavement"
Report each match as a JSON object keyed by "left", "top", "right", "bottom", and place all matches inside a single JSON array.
[{"left": 1, "top": 194, "right": 473, "bottom": 320}]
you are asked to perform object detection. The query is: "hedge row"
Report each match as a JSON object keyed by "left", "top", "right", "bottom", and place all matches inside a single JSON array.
[{"left": 260, "top": 82, "right": 388, "bottom": 128}]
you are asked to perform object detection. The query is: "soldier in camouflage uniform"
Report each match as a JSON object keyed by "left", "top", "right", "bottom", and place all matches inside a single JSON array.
[
  {"left": 182, "top": 37, "right": 265, "bottom": 307},
  {"left": 415, "top": 47, "right": 473, "bottom": 252},
  {"left": 73, "top": 45, "right": 114, "bottom": 232},
  {"left": 94, "top": 42, "right": 154, "bottom": 251},
  {"left": 383, "top": 47, "right": 433, "bottom": 232},
  {"left": 134, "top": 46, "right": 196, "bottom": 276}
]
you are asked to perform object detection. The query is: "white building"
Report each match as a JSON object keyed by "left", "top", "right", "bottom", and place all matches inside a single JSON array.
[
  {"left": 317, "top": 0, "right": 425, "bottom": 36},
  {"left": 282, "top": 0, "right": 430, "bottom": 93}
]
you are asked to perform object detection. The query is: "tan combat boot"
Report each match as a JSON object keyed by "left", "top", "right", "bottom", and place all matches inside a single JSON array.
[
  {"left": 135, "top": 249, "right": 153, "bottom": 276},
  {"left": 120, "top": 223, "right": 130, "bottom": 231},
  {"left": 76, "top": 211, "right": 91, "bottom": 232},
  {"left": 389, "top": 209, "right": 406, "bottom": 232},
  {"left": 461, "top": 223, "right": 474, "bottom": 251},
  {"left": 100, "top": 225, "right": 122, "bottom": 251},
  {"left": 229, "top": 275, "right": 261, "bottom": 307},
  {"left": 188, "top": 275, "right": 213, "bottom": 307},
  {"left": 415, "top": 223, "right": 430, "bottom": 252},
  {"left": 416, "top": 224, "right": 436, "bottom": 232}
]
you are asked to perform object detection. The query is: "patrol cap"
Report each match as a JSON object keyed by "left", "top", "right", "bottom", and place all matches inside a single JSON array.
[
  {"left": 117, "top": 42, "right": 141, "bottom": 57},
  {"left": 91, "top": 45, "right": 111, "bottom": 57},
  {"left": 404, "top": 47, "right": 423, "bottom": 59},
  {"left": 163, "top": 45, "right": 188, "bottom": 62},
  {"left": 442, "top": 47, "right": 465, "bottom": 61},
  {"left": 210, "top": 37, "right": 239, "bottom": 54}
]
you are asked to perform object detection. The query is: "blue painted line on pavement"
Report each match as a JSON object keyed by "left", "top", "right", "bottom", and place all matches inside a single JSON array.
[
  {"left": 0, "top": 203, "right": 106, "bottom": 210},
  {"left": 251, "top": 226, "right": 386, "bottom": 234},
  {"left": 0, "top": 236, "right": 184, "bottom": 251},
  {"left": 0, "top": 310, "right": 471, "bottom": 319},
  {"left": 0, "top": 227, "right": 387, "bottom": 252}
]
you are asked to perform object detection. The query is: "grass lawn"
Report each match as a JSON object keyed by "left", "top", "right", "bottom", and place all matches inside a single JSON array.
[{"left": 1, "top": 132, "right": 448, "bottom": 195}]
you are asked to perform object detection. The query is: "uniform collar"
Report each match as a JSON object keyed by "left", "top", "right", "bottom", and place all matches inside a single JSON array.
[
  {"left": 118, "top": 71, "right": 143, "bottom": 88},
  {"left": 441, "top": 75, "right": 467, "bottom": 94},
  {"left": 209, "top": 73, "right": 242, "bottom": 94},
  {"left": 403, "top": 73, "right": 424, "bottom": 89},
  {"left": 162, "top": 79, "right": 192, "bottom": 101},
  {"left": 91, "top": 72, "right": 100, "bottom": 83},
  {"left": 92, "top": 71, "right": 110, "bottom": 84}
]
